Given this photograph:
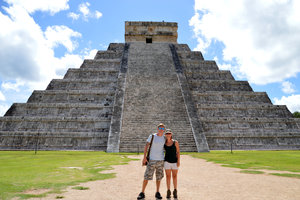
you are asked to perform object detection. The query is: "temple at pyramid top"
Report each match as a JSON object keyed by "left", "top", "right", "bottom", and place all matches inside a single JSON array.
[{"left": 125, "top": 21, "right": 178, "bottom": 43}]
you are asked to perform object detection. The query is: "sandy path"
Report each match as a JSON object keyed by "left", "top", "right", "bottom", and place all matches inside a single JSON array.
[{"left": 36, "top": 155, "right": 300, "bottom": 200}]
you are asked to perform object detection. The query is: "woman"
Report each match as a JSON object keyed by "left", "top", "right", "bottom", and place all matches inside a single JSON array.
[{"left": 164, "top": 129, "right": 180, "bottom": 199}]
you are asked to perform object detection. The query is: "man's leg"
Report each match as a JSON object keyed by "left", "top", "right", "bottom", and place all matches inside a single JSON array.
[
  {"left": 142, "top": 180, "right": 148, "bottom": 193},
  {"left": 156, "top": 180, "right": 161, "bottom": 192},
  {"left": 151, "top": 161, "right": 164, "bottom": 199},
  {"left": 142, "top": 161, "right": 155, "bottom": 191},
  {"left": 138, "top": 161, "right": 155, "bottom": 199}
]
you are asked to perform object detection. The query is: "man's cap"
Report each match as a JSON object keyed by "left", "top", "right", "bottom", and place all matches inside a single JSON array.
[{"left": 157, "top": 123, "right": 165, "bottom": 128}]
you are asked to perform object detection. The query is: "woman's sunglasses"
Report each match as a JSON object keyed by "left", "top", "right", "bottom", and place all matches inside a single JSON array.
[{"left": 158, "top": 127, "right": 165, "bottom": 130}]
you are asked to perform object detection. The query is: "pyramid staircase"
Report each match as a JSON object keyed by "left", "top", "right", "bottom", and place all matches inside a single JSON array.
[{"left": 118, "top": 43, "right": 205, "bottom": 152}]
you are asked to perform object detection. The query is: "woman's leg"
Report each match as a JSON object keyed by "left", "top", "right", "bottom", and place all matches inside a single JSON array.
[
  {"left": 171, "top": 169, "right": 178, "bottom": 189},
  {"left": 165, "top": 169, "right": 172, "bottom": 190}
]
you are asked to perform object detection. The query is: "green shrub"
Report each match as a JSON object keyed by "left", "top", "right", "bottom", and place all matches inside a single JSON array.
[{"left": 293, "top": 111, "right": 300, "bottom": 118}]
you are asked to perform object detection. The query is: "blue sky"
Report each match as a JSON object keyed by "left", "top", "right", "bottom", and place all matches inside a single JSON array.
[{"left": 0, "top": 0, "right": 300, "bottom": 116}]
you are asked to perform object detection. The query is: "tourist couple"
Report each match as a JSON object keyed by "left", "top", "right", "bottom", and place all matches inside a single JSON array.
[{"left": 137, "top": 123, "right": 180, "bottom": 200}]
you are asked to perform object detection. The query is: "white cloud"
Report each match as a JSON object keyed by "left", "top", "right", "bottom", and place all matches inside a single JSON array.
[
  {"left": 281, "top": 81, "right": 296, "bottom": 94},
  {"left": 68, "top": 12, "right": 80, "bottom": 20},
  {"left": 0, "top": 3, "right": 84, "bottom": 92},
  {"left": 44, "top": 25, "right": 81, "bottom": 52},
  {"left": 4, "top": 0, "right": 69, "bottom": 14},
  {"left": 0, "top": 104, "right": 10, "bottom": 116},
  {"left": 274, "top": 94, "right": 300, "bottom": 112},
  {"left": 95, "top": 11, "right": 102, "bottom": 19},
  {"left": 1, "top": 81, "right": 24, "bottom": 92},
  {"left": 69, "top": 2, "right": 103, "bottom": 21},
  {"left": 0, "top": 91, "right": 6, "bottom": 101},
  {"left": 83, "top": 49, "right": 98, "bottom": 59},
  {"left": 79, "top": 2, "right": 90, "bottom": 19},
  {"left": 190, "top": 0, "right": 300, "bottom": 85}
]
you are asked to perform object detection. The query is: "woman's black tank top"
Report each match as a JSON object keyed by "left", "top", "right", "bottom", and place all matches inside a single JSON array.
[{"left": 164, "top": 140, "right": 177, "bottom": 163}]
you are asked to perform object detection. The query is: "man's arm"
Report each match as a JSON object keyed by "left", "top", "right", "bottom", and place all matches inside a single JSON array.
[{"left": 142, "top": 142, "right": 150, "bottom": 165}]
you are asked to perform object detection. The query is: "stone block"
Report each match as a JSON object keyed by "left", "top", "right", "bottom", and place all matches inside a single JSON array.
[
  {"left": 46, "top": 79, "right": 116, "bottom": 90},
  {"left": 27, "top": 90, "right": 115, "bottom": 105},
  {"left": 63, "top": 68, "right": 118, "bottom": 80}
]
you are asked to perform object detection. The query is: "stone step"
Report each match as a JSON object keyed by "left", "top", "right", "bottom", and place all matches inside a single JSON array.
[
  {"left": 0, "top": 116, "right": 111, "bottom": 132},
  {"left": 80, "top": 59, "right": 121, "bottom": 70},
  {"left": 107, "top": 43, "right": 125, "bottom": 51},
  {"left": 63, "top": 68, "right": 119, "bottom": 79},
  {"left": 28, "top": 90, "right": 115, "bottom": 104},
  {"left": 119, "top": 143, "right": 198, "bottom": 152},
  {"left": 121, "top": 120, "right": 192, "bottom": 126},
  {"left": 177, "top": 51, "right": 204, "bottom": 60},
  {"left": 205, "top": 133, "right": 300, "bottom": 150},
  {"left": 191, "top": 91, "right": 272, "bottom": 104},
  {"left": 4, "top": 103, "right": 113, "bottom": 118},
  {"left": 197, "top": 103, "right": 292, "bottom": 118},
  {"left": 190, "top": 80, "right": 253, "bottom": 92},
  {"left": 181, "top": 60, "right": 219, "bottom": 71},
  {"left": 0, "top": 131, "right": 108, "bottom": 150},
  {"left": 46, "top": 79, "right": 117, "bottom": 90},
  {"left": 174, "top": 44, "right": 191, "bottom": 51},
  {"left": 185, "top": 70, "right": 234, "bottom": 80},
  {"left": 120, "top": 137, "right": 196, "bottom": 145},
  {"left": 199, "top": 117, "right": 300, "bottom": 132},
  {"left": 94, "top": 50, "right": 123, "bottom": 60},
  {"left": 204, "top": 131, "right": 300, "bottom": 137}
]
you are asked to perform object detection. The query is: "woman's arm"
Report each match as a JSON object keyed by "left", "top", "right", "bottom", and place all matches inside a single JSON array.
[{"left": 175, "top": 141, "right": 180, "bottom": 167}]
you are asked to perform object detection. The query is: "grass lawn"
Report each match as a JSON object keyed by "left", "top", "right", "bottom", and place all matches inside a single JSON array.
[
  {"left": 188, "top": 150, "right": 300, "bottom": 176},
  {"left": 0, "top": 151, "right": 135, "bottom": 200}
]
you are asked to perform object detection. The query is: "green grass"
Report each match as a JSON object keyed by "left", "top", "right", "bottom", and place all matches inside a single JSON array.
[
  {"left": 0, "top": 151, "right": 135, "bottom": 200},
  {"left": 72, "top": 186, "right": 89, "bottom": 190},
  {"left": 240, "top": 170, "right": 265, "bottom": 174},
  {"left": 188, "top": 150, "right": 300, "bottom": 173},
  {"left": 270, "top": 173, "right": 300, "bottom": 179}
]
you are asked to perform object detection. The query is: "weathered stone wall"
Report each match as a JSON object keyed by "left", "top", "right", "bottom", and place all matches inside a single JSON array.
[
  {"left": 175, "top": 44, "right": 300, "bottom": 150},
  {"left": 0, "top": 43, "right": 125, "bottom": 150},
  {"left": 125, "top": 21, "right": 177, "bottom": 43}
]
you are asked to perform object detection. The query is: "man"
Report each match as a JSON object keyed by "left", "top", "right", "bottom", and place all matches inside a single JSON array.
[{"left": 137, "top": 123, "right": 166, "bottom": 200}]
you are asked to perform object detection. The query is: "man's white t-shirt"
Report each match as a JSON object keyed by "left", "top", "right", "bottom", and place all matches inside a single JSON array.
[{"left": 147, "top": 133, "right": 165, "bottom": 161}]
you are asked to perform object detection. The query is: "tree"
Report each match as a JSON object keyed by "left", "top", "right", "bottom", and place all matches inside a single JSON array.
[{"left": 293, "top": 111, "right": 300, "bottom": 118}]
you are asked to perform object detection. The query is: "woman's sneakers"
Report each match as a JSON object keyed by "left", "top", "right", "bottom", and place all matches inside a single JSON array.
[
  {"left": 155, "top": 192, "right": 163, "bottom": 199},
  {"left": 173, "top": 189, "right": 178, "bottom": 198},
  {"left": 166, "top": 189, "right": 178, "bottom": 199},
  {"left": 166, "top": 189, "right": 171, "bottom": 198},
  {"left": 137, "top": 192, "right": 145, "bottom": 199}
]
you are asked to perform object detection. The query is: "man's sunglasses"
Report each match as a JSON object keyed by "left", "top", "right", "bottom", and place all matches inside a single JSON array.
[{"left": 158, "top": 127, "right": 165, "bottom": 130}]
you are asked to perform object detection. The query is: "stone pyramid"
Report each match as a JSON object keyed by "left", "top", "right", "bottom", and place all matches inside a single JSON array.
[{"left": 0, "top": 21, "right": 299, "bottom": 152}]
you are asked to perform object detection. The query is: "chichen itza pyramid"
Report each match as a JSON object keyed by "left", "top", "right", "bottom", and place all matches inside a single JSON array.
[{"left": 0, "top": 21, "right": 299, "bottom": 152}]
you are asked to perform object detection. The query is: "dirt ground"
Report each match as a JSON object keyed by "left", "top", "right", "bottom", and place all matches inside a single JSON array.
[{"left": 30, "top": 155, "right": 300, "bottom": 200}]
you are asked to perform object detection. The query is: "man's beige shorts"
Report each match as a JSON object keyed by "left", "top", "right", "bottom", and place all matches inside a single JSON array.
[{"left": 144, "top": 160, "right": 164, "bottom": 181}]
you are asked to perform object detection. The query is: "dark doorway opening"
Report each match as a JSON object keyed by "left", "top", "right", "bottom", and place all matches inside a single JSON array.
[{"left": 146, "top": 38, "right": 152, "bottom": 43}]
